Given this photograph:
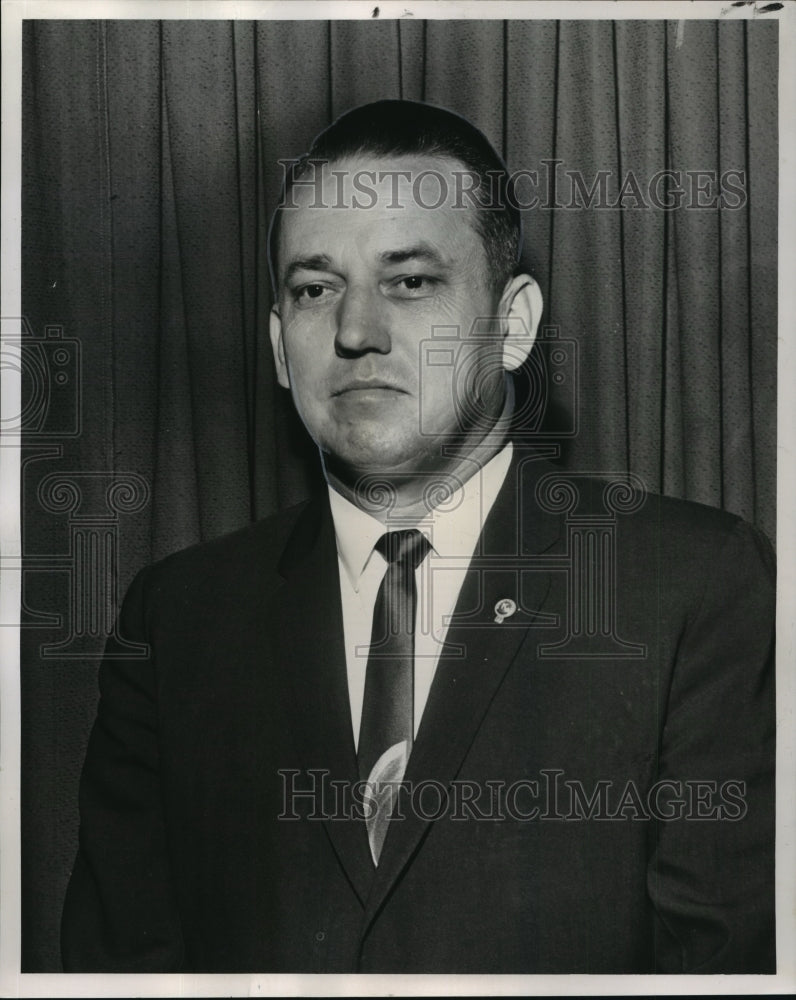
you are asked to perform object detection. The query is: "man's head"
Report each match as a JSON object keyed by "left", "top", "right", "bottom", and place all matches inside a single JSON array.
[
  {"left": 269, "top": 100, "right": 543, "bottom": 496},
  {"left": 269, "top": 100, "right": 522, "bottom": 294}
]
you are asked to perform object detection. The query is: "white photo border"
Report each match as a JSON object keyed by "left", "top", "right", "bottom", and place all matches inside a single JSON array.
[{"left": 1, "top": 1, "right": 793, "bottom": 996}]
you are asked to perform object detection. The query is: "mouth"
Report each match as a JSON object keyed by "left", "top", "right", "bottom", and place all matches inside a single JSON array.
[{"left": 331, "top": 381, "right": 408, "bottom": 397}]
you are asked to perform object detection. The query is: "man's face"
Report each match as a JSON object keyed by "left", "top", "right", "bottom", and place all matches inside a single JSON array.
[{"left": 270, "top": 154, "right": 509, "bottom": 480}]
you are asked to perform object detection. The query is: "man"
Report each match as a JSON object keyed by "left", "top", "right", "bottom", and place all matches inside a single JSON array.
[{"left": 61, "top": 100, "right": 775, "bottom": 974}]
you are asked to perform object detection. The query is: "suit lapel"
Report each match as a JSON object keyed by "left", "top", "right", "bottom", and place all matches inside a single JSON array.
[
  {"left": 275, "top": 498, "right": 375, "bottom": 905},
  {"left": 274, "top": 452, "right": 566, "bottom": 929},
  {"left": 361, "top": 450, "right": 563, "bottom": 930}
]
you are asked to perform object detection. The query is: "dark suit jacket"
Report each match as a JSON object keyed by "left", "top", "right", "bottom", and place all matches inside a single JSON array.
[{"left": 61, "top": 452, "right": 775, "bottom": 973}]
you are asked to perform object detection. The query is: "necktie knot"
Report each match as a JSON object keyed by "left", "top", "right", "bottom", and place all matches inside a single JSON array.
[{"left": 376, "top": 529, "right": 430, "bottom": 571}]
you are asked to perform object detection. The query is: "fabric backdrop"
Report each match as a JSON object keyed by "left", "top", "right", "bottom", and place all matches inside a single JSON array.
[{"left": 20, "top": 17, "right": 777, "bottom": 971}]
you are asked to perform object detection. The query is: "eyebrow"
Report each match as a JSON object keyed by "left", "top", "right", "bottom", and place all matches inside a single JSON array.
[
  {"left": 282, "top": 244, "right": 451, "bottom": 284},
  {"left": 283, "top": 254, "right": 334, "bottom": 283},
  {"left": 378, "top": 245, "right": 449, "bottom": 268}
]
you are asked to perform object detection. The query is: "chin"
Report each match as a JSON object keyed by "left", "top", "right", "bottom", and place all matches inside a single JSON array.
[
  {"left": 336, "top": 444, "right": 409, "bottom": 474},
  {"left": 324, "top": 432, "right": 423, "bottom": 475}
]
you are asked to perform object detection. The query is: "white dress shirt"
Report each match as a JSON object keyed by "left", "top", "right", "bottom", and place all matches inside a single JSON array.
[{"left": 328, "top": 443, "right": 513, "bottom": 749}]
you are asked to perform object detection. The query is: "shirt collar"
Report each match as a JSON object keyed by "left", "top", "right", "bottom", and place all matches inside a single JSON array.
[
  {"left": 327, "top": 488, "right": 387, "bottom": 592},
  {"left": 328, "top": 443, "right": 513, "bottom": 593}
]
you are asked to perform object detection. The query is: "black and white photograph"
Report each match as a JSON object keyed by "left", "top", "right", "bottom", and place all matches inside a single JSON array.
[{"left": 1, "top": 0, "right": 793, "bottom": 994}]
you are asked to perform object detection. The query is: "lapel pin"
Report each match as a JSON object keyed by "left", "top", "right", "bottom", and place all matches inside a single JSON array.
[{"left": 494, "top": 598, "right": 517, "bottom": 624}]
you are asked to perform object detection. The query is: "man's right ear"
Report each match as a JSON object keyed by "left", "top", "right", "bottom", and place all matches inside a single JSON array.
[{"left": 269, "top": 306, "right": 291, "bottom": 389}]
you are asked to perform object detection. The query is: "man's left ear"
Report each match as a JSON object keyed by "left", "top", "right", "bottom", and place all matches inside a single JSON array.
[{"left": 498, "top": 274, "right": 544, "bottom": 372}]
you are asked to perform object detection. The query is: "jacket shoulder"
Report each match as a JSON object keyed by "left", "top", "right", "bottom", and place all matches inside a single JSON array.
[
  {"left": 136, "top": 499, "right": 312, "bottom": 602},
  {"left": 627, "top": 488, "right": 773, "bottom": 561},
  {"left": 520, "top": 459, "right": 773, "bottom": 567}
]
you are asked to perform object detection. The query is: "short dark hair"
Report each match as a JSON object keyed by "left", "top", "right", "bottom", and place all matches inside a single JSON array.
[{"left": 268, "top": 99, "right": 522, "bottom": 293}]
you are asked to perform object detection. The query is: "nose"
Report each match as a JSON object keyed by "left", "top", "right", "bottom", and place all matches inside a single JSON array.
[{"left": 334, "top": 285, "right": 391, "bottom": 358}]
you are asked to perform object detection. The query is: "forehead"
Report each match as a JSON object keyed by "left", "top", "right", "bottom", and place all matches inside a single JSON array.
[{"left": 276, "top": 154, "right": 486, "bottom": 276}]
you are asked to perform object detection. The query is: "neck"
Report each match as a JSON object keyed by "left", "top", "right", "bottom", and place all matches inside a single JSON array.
[{"left": 324, "top": 386, "right": 514, "bottom": 525}]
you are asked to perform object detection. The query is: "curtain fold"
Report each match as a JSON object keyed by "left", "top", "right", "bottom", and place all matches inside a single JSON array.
[{"left": 20, "top": 17, "right": 778, "bottom": 971}]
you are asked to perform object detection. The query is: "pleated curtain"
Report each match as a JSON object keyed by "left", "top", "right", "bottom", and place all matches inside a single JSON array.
[{"left": 20, "top": 17, "right": 777, "bottom": 970}]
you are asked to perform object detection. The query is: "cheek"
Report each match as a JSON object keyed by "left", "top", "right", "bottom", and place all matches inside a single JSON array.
[
  {"left": 282, "top": 317, "right": 335, "bottom": 380},
  {"left": 420, "top": 364, "right": 457, "bottom": 419},
  {"left": 435, "top": 282, "right": 499, "bottom": 336}
]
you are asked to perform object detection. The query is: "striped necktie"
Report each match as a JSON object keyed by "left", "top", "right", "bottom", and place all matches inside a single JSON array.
[{"left": 358, "top": 529, "right": 430, "bottom": 864}]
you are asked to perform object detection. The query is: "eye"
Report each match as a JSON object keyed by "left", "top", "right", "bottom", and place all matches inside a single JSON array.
[
  {"left": 390, "top": 274, "right": 439, "bottom": 298},
  {"left": 293, "top": 283, "right": 334, "bottom": 306}
]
